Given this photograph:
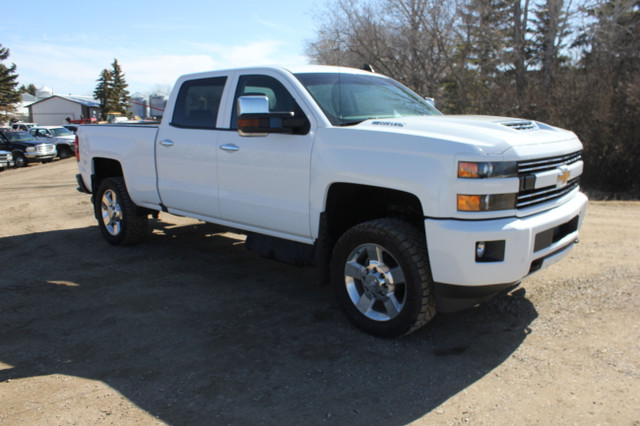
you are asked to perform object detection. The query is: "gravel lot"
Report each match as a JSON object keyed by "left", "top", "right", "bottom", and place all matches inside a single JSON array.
[{"left": 1, "top": 159, "right": 639, "bottom": 425}]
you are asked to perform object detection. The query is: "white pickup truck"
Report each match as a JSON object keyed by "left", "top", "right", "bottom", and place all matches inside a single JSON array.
[{"left": 76, "top": 65, "right": 588, "bottom": 337}]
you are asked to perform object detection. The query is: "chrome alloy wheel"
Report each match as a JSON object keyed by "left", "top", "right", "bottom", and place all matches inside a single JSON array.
[
  {"left": 344, "top": 243, "right": 407, "bottom": 321},
  {"left": 100, "top": 189, "right": 123, "bottom": 236}
]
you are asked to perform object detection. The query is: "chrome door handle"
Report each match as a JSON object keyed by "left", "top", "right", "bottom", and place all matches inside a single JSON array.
[
  {"left": 219, "top": 144, "right": 239, "bottom": 152},
  {"left": 159, "top": 139, "right": 174, "bottom": 147}
]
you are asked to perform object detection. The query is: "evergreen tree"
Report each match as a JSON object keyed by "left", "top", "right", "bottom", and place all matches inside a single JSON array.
[
  {"left": 0, "top": 44, "right": 21, "bottom": 120},
  {"left": 93, "top": 59, "right": 131, "bottom": 120},
  {"left": 94, "top": 68, "right": 114, "bottom": 120},
  {"left": 19, "top": 84, "right": 37, "bottom": 96},
  {"left": 110, "top": 59, "right": 130, "bottom": 115},
  {"left": 456, "top": 0, "right": 513, "bottom": 113},
  {"left": 529, "top": 0, "right": 570, "bottom": 95}
]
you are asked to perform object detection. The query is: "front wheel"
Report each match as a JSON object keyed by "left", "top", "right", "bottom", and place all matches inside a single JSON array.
[
  {"left": 330, "top": 219, "right": 436, "bottom": 338},
  {"left": 14, "top": 153, "right": 27, "bottom": 168},
  {"left": 94, "top": 177, "right": 149, "bottom": 245},
  {"left": 58, "top": 145, "right": 72, "bottom": 159}
]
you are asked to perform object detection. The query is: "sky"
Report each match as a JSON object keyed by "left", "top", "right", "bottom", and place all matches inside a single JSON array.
[{"left": 2, "top": 0, "right": 323, "bottom": 97}]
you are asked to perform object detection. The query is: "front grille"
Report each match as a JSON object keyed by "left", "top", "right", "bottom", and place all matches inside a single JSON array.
[
  {"left": 518, "top": 151, "right": 582, "bottom": 174},
  {"left": 0, "top": 153, "right": 8, "bottom": 161},
  {"left": 516, "top": 151, "right": 582, "bottom": 209},
  {"left": 36, "top": 144, "right": 56, "bottom": 154}
]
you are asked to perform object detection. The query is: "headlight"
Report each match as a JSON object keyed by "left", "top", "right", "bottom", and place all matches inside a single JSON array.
[
  {"left": 7, "top": 153, "right": 12, "bottom": 161},
  {"left": 458, "top": 161, "right": 517, "bottom": 179},
  {"left": 457, "top": 193, "right": 516, "bottom": 211},
  {"left": 26, "top": 147, "right": 36, "bottom": 153}
]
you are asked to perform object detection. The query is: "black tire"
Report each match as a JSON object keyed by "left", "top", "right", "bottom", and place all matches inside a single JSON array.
[
  {"left": 94, "top": 177, "right": 149, "bottom": 245},
  {"left": 14, "top": 153, "right": 27, "bottom": 168},
  {"left": 58, "top": 145, "right": 72, "bottom": 159},
  {"left": 330, "top": 219, "right": 436, "bottom": 338}
]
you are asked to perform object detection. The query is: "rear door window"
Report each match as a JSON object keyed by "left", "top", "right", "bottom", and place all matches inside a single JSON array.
[{"left": 171, "top": 77, "right": 227, "bottom": 129}]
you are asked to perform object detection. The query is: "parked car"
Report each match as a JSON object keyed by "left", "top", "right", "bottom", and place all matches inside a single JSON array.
[
  {"left": 29, "top": 126, "right": 76, "bottom": 158},
  {"left": 0, "top": 150, "right": 14, "bottom": 170},
  {"left": 11, "top": 122, "right": 37, "bottom": 132},
  {"left": 0, "top": 131, "right": 56, "bottom": 167}
]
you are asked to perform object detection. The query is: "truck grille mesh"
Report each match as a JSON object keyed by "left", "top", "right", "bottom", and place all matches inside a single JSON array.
[
  {"left": 36, "top": 144, "right": 56, "bottom": 154},
  {"left": 517, "top": 151, "right": 582, "bottom": 209}
]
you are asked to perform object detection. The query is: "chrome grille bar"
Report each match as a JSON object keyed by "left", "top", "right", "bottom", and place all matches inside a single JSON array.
[
  {"left": 518, "top": 151, "right": 582, "bottom": 174},
  {"left": 516, "top": 151, "right": 582, "bottom": 209}
]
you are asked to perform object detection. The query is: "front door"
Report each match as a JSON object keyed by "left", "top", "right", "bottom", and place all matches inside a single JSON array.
[{"left": 216, "top": 74, "right": 314, "bottom": 241}]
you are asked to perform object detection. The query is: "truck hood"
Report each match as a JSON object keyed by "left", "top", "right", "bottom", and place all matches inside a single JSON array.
[{"left": 355, "top": 115, "right": 578, "bottom": 155}]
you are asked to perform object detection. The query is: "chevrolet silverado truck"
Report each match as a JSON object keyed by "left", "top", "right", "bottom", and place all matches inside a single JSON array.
[{"left": 76, "top": 65, "right": 588, "bottom": 337}]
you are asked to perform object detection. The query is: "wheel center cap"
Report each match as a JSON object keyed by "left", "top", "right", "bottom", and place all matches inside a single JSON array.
[{"left": 365, "top": 275, "right": 381, "bottom": 287}]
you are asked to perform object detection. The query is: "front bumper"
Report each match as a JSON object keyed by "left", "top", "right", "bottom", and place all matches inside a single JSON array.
[
  {"left": 24, "top": 152, "right": 56, "bottom": 162},
  {"left": 425, "top": 192, "right": 588, "bottom": 288}
]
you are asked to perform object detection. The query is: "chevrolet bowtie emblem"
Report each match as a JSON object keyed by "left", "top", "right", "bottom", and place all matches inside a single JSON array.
[{"left": 556, "top": 166, "right": 570, "bottom": 188}]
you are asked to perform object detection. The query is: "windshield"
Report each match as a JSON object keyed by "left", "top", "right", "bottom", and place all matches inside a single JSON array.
[
  {"left": 294, "top": 72, "right": 441, "bottom": 126},
  {"left": 5, "top": 132, "right": 37, "bottom": 142},
  {"left": 50, "top": 127, "right": 73, "bottom": 137}
]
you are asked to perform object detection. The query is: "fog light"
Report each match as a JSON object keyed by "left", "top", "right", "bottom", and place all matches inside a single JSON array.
[{"left": 475, "top": 240, "right": 506, "bottom": 262}]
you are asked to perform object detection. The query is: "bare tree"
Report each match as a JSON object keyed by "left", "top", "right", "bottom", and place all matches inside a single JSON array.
[{"left": 307, "top": 0, "right": 458, "bottom": 98}]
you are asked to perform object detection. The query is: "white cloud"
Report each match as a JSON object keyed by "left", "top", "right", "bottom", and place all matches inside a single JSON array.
[{"left": 11, "top": 39, "right": 309, "bottom": 97}]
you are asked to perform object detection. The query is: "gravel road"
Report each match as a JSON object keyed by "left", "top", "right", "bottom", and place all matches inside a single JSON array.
[{"left": 1, "top": 159, "right": 638, "bottom": 425}]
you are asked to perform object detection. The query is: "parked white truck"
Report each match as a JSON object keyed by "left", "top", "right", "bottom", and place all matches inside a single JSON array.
[{"left": 76, "top": 65, "right": 587, "bottom": 337}]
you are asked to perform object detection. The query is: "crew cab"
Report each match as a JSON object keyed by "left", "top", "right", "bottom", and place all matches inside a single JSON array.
[
  {"left": 30, "top": 126, "right": 76, "bottom": 158},
  {"left": 76, "top": 65, "right": 588, "bottom": 337},
  {"left": 0, "top": 131, "right": 56, "bottom": 167}
]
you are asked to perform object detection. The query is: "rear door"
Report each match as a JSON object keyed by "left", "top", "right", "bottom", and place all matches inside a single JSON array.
[{"left": 155, "top": 75, "right": 229, "bottom": 218}]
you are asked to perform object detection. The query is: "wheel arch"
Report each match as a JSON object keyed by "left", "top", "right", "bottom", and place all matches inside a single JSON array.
[
  {"left": 315, "top": 182, "right": 426, "bottom": 285},
  {"left": 323, "top": 182, "right": 425, "bottom": 241},
  {"left": 91, "top": 157, "right": 123, "bottom": 193}
]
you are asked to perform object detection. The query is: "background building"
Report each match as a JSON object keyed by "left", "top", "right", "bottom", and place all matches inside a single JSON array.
[{"left": 28, "top": 95, "right": 100, "bottom": 125}]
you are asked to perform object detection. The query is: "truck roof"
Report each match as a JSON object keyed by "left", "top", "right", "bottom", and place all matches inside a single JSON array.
[{"left": 178, "top": 64, "right": 385, "bottom": 82}]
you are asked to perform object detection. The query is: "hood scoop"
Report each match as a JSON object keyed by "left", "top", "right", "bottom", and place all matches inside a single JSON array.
[{"left": 500, "top": 120, "right": 539, "bottom": 131}]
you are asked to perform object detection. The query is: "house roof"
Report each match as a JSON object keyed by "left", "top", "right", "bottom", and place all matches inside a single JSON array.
[{"left": 28, "top": 95, "right": 100, "bottom": 109}]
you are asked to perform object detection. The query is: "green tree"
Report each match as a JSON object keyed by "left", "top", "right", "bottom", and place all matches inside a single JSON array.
[
  {"left": 19, "top": 84, "right": 37, "bottom": 96},
  {"left": 0, "top": 44, "right": 21, "bottom": 121},
  {"left": 94, "top": 68, "right": 114, "bottom": 120},
  {"left": 93, "top": 59, "right": 131, "bottom": 120},
  {"left": 110, "top": 59, "right": 130, "bottom": 115}
]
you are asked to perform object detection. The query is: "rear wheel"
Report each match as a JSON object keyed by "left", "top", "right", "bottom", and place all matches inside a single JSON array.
[
  {"left": 94, "top": 177, "right": 148, "bottom": 245},
  {"left": 330, "top": 219, "right": 436, "bottom": 338}
]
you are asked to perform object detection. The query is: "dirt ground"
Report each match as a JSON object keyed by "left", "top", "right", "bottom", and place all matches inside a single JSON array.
[{"left": 0, "top": 158, "right": 638, "bottom": 425}]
